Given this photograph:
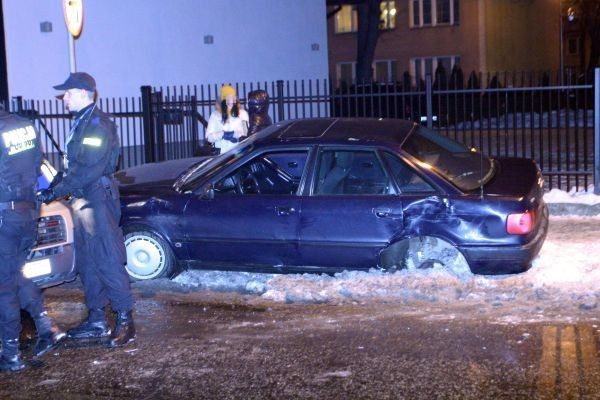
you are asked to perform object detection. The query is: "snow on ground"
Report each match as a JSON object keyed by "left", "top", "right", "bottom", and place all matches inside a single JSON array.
[
  {"left": 172, "top": 187, "right": 600, "bottom": 323},
  {"left": 544, "top": 184, "right": 600, "bottom": 205}
]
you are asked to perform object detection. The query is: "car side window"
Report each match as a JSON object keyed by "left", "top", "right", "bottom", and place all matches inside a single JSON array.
[
  {"left": 314, "top": 149, "right": 392, "bottom": 195},
  {"left": 383, "top": 152, "right": 436, "bottom": 193},
  {"left": 213, "top": 150, "right": 308, "bottom": 195}
]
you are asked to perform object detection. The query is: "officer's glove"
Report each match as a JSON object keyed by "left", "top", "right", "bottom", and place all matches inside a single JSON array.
[
  {"left": 48, "top": 171, "right": 64, "bottom": 190},
  {"left": 37, "top": 188, "right": 57, "bottom": 204}
]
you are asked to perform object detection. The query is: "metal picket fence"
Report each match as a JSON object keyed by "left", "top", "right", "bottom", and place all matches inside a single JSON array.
[{"left": 9, "top": 68, "right": 599, "bottom": 192}]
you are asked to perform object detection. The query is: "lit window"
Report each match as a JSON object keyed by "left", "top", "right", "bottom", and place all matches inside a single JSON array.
[
  {"left": 335, "top": 5, "right": 358, "bottom": 33},
  {"left": 380, "top": 1, "right": 397, "bottom": 30},
  {"left": 336, "top": 2, "right": 397, "bottom": 33},
  {"left": 410, "top": 0, "right": 459, "bottom": 27}
]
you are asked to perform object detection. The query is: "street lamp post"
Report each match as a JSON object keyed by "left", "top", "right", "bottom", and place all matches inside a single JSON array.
[{"left": 62, "top": 0, "right": 84, "bottom": 73}]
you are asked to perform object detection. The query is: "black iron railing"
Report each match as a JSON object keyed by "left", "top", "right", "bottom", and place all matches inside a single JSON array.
[{"left": 9, "top": 68, "right": 599, "bottom": 192}]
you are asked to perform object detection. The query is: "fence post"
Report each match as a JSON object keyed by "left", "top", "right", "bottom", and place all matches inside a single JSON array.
[
  {"left": 190, "top": 95, "right": 199, "bottom": 151},
  {"left": 594, "top": 68, "right": 599, "bottom": 194},
  {"left": 426, "top": 74, "right": 433, "bottom": 129},
  {"left": 140, "top": 85, "right": 155, "bottom": 163},
  {"left": 276, "top": 80, "right": 284, "bottom": 122},
  {"left": 10, "top": 96, "right": 23, "bottom": 113}
]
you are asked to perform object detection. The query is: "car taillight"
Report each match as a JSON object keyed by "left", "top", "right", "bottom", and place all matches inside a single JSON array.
[{"left": 506, "top": 211, "right": 535, "bottom": 235}]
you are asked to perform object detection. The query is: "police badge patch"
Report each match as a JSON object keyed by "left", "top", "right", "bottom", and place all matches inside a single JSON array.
[{"left": 2, "top": 125, "right": 36, "bottom": 155}]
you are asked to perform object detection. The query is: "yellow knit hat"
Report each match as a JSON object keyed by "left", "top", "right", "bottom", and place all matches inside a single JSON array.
[{"left": 220, "top": 85, "right": 236, "bottom": 100}]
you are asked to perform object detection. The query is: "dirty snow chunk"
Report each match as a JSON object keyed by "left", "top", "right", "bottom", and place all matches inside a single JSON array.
[
  {"left": 174, "top": 270, "right": 274, "bottom": 294},
  {"left": 37, "top": 380, "right": 60, "bottom": 386},
  {"left": 319, "top": 370, "right": 352, "bottom": 378}
]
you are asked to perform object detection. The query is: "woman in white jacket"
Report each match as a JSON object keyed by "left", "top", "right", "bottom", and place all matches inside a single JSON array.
[{"left": 206, "top": 85, "right": 249, "bottom": 154}]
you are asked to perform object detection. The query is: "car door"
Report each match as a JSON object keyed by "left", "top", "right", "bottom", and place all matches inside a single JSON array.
[
  {"left": 182, "top": 149, "right": 309, "bottom": 268},
  {"left": 298, "top": 148, "right": 406, "bottom": 270}
]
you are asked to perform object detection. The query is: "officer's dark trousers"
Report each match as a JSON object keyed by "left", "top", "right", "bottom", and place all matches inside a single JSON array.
[
  {"left": 18, "top": 275, "right": 44, "bottom": 317},
  {"left": 70, "top": 183, "right": 133, "bottom": 315},
  {"left": 0, "top": 209, "right": 37, "bottom": 341}
]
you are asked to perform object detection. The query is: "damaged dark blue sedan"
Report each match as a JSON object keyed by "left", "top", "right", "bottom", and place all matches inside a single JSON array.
[{"left": 115, "top": 118, "right": 548, "bottom": 280}]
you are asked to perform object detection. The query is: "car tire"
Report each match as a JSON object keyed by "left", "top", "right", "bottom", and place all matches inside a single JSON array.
[
  {"left": 123, "top": 229, "right": 176, "bottom": 281},
  {"left": 404, "top": 236, "right": 472, "bottom": 278}
]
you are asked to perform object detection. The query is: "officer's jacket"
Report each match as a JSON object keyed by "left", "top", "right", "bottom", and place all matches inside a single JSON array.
[
  {"left": 52, "top": 104, "right": 120, "bottom": 198},
  {"left": 0, "top": 111, "right": 42, "bottom": 202}
]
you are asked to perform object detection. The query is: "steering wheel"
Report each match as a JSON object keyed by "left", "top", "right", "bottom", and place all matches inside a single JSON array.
[{"left": 235, "top": 168, "right": 261, "bottom": 194}]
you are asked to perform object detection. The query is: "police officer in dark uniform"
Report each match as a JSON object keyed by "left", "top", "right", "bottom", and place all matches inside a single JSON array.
[
  {"left": 38, "top": 72, "right": 135, "bottom": 347},
  {"left": 0, "top": 110, "right": 65, "bottom": 372}
]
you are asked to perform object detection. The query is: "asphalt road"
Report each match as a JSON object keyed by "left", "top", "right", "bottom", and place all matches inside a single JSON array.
[
  {"left": 0, "top": 282, "right": 598, "bottom": 400},
  {"left": 1, "top": 214, "right": 599, "bottom": 399}
]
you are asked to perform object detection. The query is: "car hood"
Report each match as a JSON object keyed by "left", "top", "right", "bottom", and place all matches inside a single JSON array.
[
  {"left": 484, "top": 157, "right": 543, "bottom": 198},
  {"left": 115, "top": 157, "right": 209, "bottom": 190}
]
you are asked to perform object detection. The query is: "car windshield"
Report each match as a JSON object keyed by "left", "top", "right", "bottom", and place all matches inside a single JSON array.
[
  {"left": 402, "top": 126, "right": 494, "bottom": 191},
  {"left": 174, "top": 127, "right": 273, "bottom": 191}
]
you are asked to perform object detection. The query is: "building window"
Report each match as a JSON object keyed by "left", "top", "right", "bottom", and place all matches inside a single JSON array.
[
  {"left": 374, "top": 60, "right": 397, "bottom": 83},
  {"left": 335, "top": 5, "right": 358, "bottom": 33},
  {"left": 337, "top": 62, "right": 356, "bottom": 86},
  {"left": 410, "top": 0, "right": 459, "bottom": 27},
  {"left": 337, "top": 61, "right": 396, "bottom": 85},
  {"left": 411, "top": 55, "right": 460, "bottom": 86},
  {"left": 336, "top": 2, "right": 397, "bottom": 33},
  {"left": 380, "top": 1, "right": 397, "bottom": 30}
]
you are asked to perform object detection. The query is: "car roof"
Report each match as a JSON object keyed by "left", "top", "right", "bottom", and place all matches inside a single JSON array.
[{"left": 254, "top": 118, "right": 418, "bottom": 147}]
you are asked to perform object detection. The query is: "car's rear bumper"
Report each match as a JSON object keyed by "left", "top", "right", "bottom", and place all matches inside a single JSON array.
[{"left": 460, "top": 206, "right": 549, "bottom": 275}]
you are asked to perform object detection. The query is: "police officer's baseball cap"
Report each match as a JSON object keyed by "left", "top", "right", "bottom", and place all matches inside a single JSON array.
[{"left": 53, "top": 72, "right": 96, "bottom": 92}]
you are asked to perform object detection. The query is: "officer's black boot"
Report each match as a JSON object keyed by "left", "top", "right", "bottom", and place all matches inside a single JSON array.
[
  {"left": 32, "top": 311, "right": 67, "bottom": 357},
  {"left": 0, "top": 339, "right": 25, "bottom": 372},
  {"left": 67, "top": 308, "right": 111, "bottom": 339},
  {"left": 108, "top": 311, "right": 135, "bottom": 348}
]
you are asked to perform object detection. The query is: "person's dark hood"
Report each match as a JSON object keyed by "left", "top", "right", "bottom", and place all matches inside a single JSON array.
[{"left": 247, "top": 90, "right": 269, "bottom": 114}]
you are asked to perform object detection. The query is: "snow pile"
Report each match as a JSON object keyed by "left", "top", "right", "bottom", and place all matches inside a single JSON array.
[
  {"left": 173, "top": 270, "right": 272, "bottom": 294},
  {"left": 174, "top": 216, "right": 600, "bottom": 321},
  {"left": 544, "top": 185, "right": 600, "bottom": 205}
]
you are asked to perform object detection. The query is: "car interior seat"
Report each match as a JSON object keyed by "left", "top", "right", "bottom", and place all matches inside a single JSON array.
[{"left": 317, "top": 151, "right": 354, "bottom": 194}]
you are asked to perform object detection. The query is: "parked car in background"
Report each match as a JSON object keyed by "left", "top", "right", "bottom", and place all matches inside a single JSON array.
[
  {"left": 23, "top": 160, "right": 76, "bottom": 288},
  {"left": 115, "top": 118, "right": 548, "bottom": 281}
]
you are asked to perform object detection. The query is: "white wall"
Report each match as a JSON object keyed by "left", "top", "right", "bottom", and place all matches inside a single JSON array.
[{"left": 3, "top": 0, "right": 328, "bottom": 100}]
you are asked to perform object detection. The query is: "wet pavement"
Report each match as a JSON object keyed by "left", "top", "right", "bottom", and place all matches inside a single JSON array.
[
  {"left": 2, "top": 215, "right": 600, "bottom": 399},
  {"left": 0, "top": 283, "right": 598, "bottom": 399}
]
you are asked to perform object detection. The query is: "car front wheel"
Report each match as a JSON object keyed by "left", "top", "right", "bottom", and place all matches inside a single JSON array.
[{"left": 123, "top": 229, "right": 176, "bottom": 281}]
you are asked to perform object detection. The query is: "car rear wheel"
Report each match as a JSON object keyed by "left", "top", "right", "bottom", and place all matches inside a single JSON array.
[
  {"left": 124, "top": 229, "right": 176, "bottom": 281},
  {"left": 404, "top": 236, "right": 472, "bottom": 278}
]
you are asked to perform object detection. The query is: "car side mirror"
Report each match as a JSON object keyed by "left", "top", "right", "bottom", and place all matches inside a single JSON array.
[{"left": 200, "top": 184, "right": 215, "bottom": 200}]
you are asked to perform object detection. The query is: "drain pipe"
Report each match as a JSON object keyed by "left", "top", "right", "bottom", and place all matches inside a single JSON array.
[{"left": 595, "top": 68, "right": 599, "bottom": 194}]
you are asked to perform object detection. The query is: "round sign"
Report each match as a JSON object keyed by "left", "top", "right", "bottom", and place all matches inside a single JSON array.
[{"left": 63, "top": 0, "right": 83, "bottom": 37}]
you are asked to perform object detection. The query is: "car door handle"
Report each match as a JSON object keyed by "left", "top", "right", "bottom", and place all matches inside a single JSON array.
[
  {"left": 276, "top": 206, "right": 296, "bottom": 216},
  {"left": 373, "top": 207, "right": 402, "bottom": 219}
]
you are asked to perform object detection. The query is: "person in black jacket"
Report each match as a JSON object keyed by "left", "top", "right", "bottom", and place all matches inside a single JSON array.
[
  {"left": 0, "top": 110, "right": 65, "bottom": 372},
  {"left": 246, "top": 89, "right": 272, "bottom": 136},
  {"left": 39, "top": 72, "right": 135, "bottom": 347}
]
